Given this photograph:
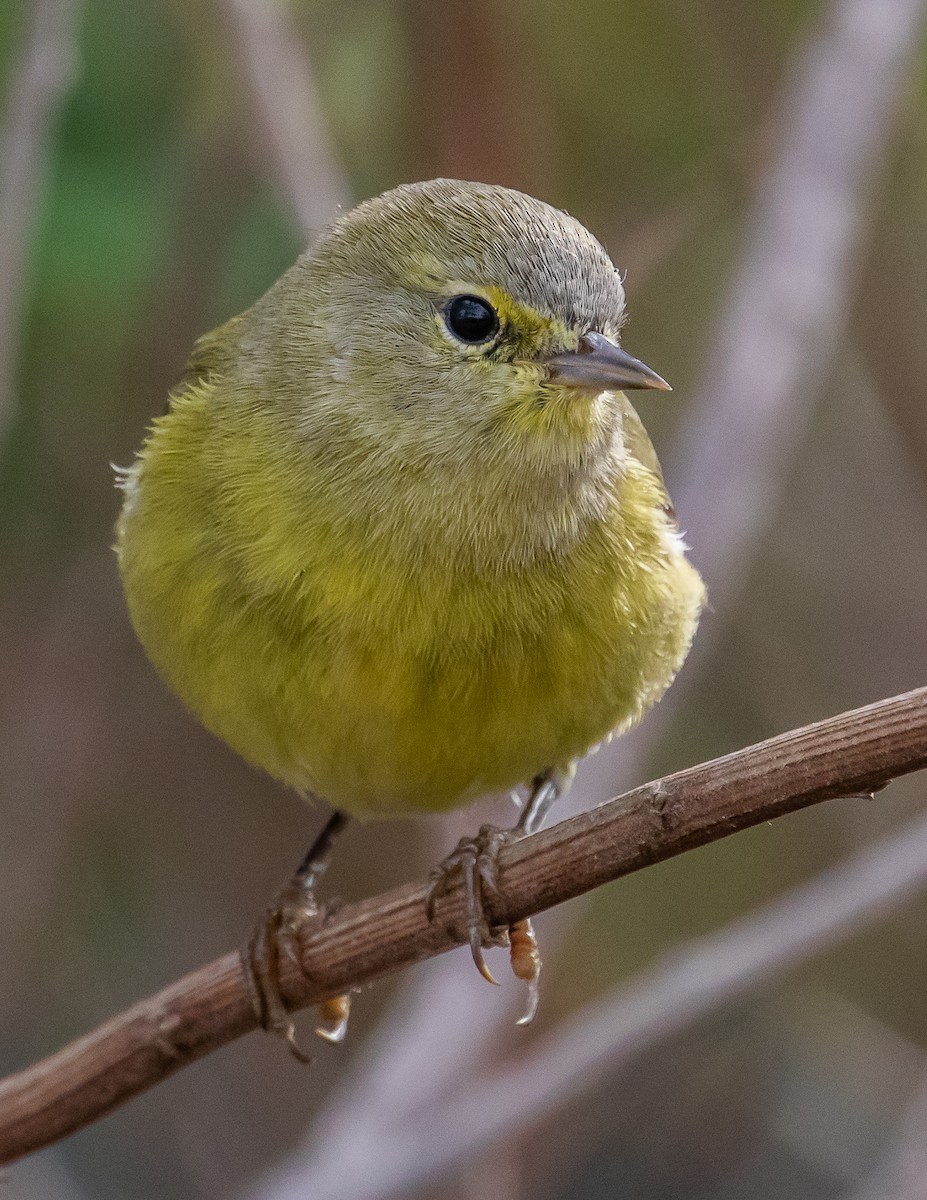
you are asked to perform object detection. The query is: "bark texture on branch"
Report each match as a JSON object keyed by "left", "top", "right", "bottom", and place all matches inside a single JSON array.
[
  {"left": 293, "top": 1, "right": 927, "bottom": 1185},
  {"left": 0, "top": 686, "right": 925, "bottom": 1164}
]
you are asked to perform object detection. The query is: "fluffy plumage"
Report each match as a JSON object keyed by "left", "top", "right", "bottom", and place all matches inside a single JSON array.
[{"left": 116, "top": 180, "right": 704, "bottom": 816}]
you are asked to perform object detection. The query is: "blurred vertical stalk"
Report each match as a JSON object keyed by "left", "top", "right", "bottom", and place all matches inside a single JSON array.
[
  {"left": 0, "top": 0, "right": 80, "bottom": 456},
  {"left": 220, "top": 0, "right": 351, "bottom": 237},
  {"left": 660, "top": 0, "right": 927, "bottom": 695},
  {"left": 242, "top": 2, "right": 927, "bottom": 1199},
  {"left": 585, "top": 0, "right": 927, "bottom": 781},
  {"left": 401, "top": 0, "right": 551, "bottom": 192}
]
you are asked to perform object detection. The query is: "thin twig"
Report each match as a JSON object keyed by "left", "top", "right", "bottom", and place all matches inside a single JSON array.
[
  {"left": 0, "top": 687, "right": 925, "bottom": 1165},
  {"left": 0, "top": 0, "right": 80, "bottom": 452},
  {"left": 257, "top": 803, "right": 927, "bottom": 1200}
]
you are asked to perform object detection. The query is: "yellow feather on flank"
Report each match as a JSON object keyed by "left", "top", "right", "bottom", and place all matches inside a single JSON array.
[{"left": 116, "top": 179, "right": 704, "bottom": 819}]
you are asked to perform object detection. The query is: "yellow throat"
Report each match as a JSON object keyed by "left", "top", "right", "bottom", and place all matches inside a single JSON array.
[{"left": 116, "top": 179, "right": 705, "bottom": 817}]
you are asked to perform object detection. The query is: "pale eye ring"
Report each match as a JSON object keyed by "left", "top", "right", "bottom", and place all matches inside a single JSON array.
[{"left": 444, "top": 295, "right": 499, "bottom": 344}]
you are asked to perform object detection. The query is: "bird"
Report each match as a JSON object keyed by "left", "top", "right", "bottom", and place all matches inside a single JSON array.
[{"left": 115, "top": 178, "right": 705, "bottom": 1057}]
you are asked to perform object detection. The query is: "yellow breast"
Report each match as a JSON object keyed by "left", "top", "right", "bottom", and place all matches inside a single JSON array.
[{"left": 117, "top": 381, "right": 703, "bottom": 817}]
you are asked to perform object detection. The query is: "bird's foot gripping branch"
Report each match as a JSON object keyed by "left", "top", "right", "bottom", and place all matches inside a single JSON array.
[{"left": 0, "top": 687, "right": 925, "bottom": 1165}]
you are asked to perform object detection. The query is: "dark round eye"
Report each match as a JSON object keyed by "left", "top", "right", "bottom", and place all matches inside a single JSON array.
[{"left": 444, "top": 295, "right": 499, "bottom": 344}]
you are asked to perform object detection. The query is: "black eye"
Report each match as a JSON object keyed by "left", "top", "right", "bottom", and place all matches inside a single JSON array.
[{"left": 444, "top": 295, "right": 499, "bottom": 344}]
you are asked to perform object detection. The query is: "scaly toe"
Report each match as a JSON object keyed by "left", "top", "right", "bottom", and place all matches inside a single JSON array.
[
  {"left": 275, "top": 880, "right": 323, "bottom": 972},
  {"left": 243, "top": 879, "right": 343, "bottom": 1062},
  {"left": 244, "top": 911, "right": 314, "bottom": 1063},
  {"left": 456, "top": 840, "right": 497, "bottom": 984},
  {"left": 426, "top": 824, "right": 519, "bottom": 986}
]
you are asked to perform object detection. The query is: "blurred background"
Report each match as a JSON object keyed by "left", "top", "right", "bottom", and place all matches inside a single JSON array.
[{"left": 2, "top": 0, "right": 927, "bottom": 1197}]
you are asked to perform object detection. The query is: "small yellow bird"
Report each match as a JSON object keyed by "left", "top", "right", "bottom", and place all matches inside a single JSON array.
[{"left": 116, "top": 179, "right": 704, "bottom": 1054}]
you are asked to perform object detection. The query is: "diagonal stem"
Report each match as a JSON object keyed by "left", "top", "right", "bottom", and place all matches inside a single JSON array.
[{"left": 0, "top": 686, "right": 925, "bottom": 1164}]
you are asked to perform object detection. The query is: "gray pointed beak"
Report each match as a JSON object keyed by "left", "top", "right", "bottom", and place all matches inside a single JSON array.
[{"left": 545, "top": 330, "right": 671, "bottom": 392}]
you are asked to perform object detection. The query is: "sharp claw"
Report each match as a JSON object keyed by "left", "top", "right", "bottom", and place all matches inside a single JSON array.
[
  {"left": 462, "top": 850, "right": 500, "bottom": 985},
  {"left": 282, "top": 1023, "right": 313, "bottom": 1064},
  {"left": 516, "top": 976, "right": 540, "bottom": 1027},
  {"left": 316, "top": 1016, "right": 349, "bottom": 1045},
  {"left": 315, "top": 994, "right": 351, "bottom": 1043},
  {"left": 244, "top": 878, "right": 348, "bottom": 1062},
  {"left": 427, "top": 824, "right": 546, "bottom": 1006},
  {"left": 469, "top": 928, "right": 500, "bottom": 985}
]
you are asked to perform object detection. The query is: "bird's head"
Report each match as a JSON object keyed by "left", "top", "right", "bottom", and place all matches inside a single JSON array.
[{"left": 277, "top": 179, "right": 668, "bottom": 473}]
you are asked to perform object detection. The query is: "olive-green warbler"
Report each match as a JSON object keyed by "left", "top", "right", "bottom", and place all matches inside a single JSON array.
[{"left": 116, "top": 179, "right": 704, "bottom": 1054}]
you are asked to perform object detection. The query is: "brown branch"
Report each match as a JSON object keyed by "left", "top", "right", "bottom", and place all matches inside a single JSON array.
[
  {"left": 276, "top": 811, "right": 927, "bottom": 1200},
  {"left": 298, "top": 2, "right": 927, "bottom": 1171},
  {"left": 1, "top": 687, "right": 926, "bottom": 1164}
]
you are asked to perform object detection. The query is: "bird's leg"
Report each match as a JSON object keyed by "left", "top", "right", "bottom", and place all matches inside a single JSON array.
[
  {"left": 425, "top": 763, "right": 575, "bottom": 1024},
  {"left": 243, "top": 809, "right": 351, "bottom": 1062}
]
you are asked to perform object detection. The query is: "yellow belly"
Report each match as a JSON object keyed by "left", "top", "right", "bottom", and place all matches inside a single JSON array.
[{"left": 117, "top": 393, "right": 704, "bottom": 817}]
